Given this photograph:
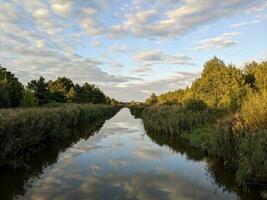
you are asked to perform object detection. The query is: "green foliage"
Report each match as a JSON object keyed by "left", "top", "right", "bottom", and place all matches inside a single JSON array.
[
  {"left": 0, "top": 65, "right": 23, "bottom": 107},
  {"left": 184, "top": 98, "right": 208, "bottom": 111},
  {"left": 191, "top": 57, "right": 246, "bottom": 109},
  {"left": 0, "top": 104, "right": 120, "bottom": 168},
  {"left": 0, "top": 83, "right": 11, "bottom": 108},
  {"left": 245, "top": 61, "right": 267, "bottom": 91},
  {"left": 239, "top": 89, "right": 267, "bottom": 132},
  {"left": 152, "top": 57, "right": 262, "bottom": 111},
  {"left": 28, "top": 76, "right": 50, "bottom": 105},
  {"left": 136, "top": 105, "right": 219, "bottom": 136},
  {"left": 66, "top": 87, "right": 76, "bottom": 102},
  {"left": 48, "top": 77, "right": 74, "bottom": 102},
  {"left": 20, "top": 90, "right": 37, "bottom": 107},
  {"left": 145, "top": 93, "right": 158, "bottom": 105}
]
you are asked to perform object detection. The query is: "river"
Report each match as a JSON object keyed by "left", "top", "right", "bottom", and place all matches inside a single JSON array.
[{"left": 0, "top": 108, "right": 261, "bottom": 200}]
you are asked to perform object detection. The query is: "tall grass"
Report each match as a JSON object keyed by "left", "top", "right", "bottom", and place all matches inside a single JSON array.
[
  {"left": 0, "top": 104, "right": 120, "bottom": 168},
  {"left": 131, "top": 105, "right": 221, "bottom": 136},
  {"left": 129, "top": 97, "right": 267, "bottom": 186}
]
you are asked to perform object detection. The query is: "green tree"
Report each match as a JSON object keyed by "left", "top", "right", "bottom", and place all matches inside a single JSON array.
[
  {"left": 145, "top": 93, "right": 158, "bottom": 105},
  {"left": 0, "top": 65, "right": 23, "bottom": 107},
  {"left": 28, "top": 76, "right": 49, "bottom": 105},
  {"left": 191, "top": 57, "right": 246, "bottom": 109},
  {"left": 48, "top": 77, "right": 74, "bottom": 102},
  {"left": 0, "top": 81, "right": 11, "bottom": 108},
  {"left": 245, "top": 61, "right": 267, "bottom": 91},
  {"left": 66, "top": 87, "right": 76, "bottom": 102},
  {"left": 20, "top": 89, "right": 37, "bottom": 107}
]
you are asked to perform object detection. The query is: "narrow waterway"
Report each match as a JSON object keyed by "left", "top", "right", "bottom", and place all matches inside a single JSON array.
[{"left": 0, "top": 108, "right": 261, "bottom": 200}]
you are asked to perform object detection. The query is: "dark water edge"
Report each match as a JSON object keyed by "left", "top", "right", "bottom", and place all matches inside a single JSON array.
[
  {"left": 144, "top": 129, "right": 264, "bottom": 200},
  {"left": 0, "top": 120, "right": 105, "bottom": 200},
  {"left": 0, "top": 108, "right": 264, "bottom": 200}
]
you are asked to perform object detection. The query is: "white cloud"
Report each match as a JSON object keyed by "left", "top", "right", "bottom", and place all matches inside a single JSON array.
[
  {"left": 32, "top": 8, "right": 50, "bottom": 19},
  {"left": 91, "top": 39, "right": 102, "bottom": 47},
  {"left": 109, "top": 44, "right": 131, "bottom": 52},
  {"left": 51, "top": 2, "right": 71, "bottom": 17},
  {"left": 109, "top": 0, "right": 264, "bottom": 39},
  {"left": 102, "top": 71, "right": 200, "bottom": 101},
  {"left": 134, "top": 50, "right": 195, "bottom": 65},
  {"left": 194, "top": 32, "right": 242, "bottom": 50}
]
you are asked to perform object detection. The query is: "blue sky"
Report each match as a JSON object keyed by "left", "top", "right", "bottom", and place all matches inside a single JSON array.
[{"left": 0, "top": 0, "right": 266, "bottom": 101}]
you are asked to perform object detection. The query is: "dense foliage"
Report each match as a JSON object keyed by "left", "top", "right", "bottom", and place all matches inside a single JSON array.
[
  {"left": 146, "top": 57, "right": 267, "bottom": 111},
  {"left": 0, "top": 104, "right": 120, "bottom": 168},
  {"left": 0, "top": 65, "right": 23, "bottom": 108},
  {"left": 134, "top": 57, "right": 267, "bottom": 187},
  {"left": 0, "top": 65, "right": 118, "bottom": 107}
]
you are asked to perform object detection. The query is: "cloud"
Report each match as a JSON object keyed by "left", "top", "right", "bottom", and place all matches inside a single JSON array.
[
  {"left": 194, "top": 32, "right": 243, "bottom": 50},
  {"left": 246, "top": 1, "right": 267, "bottom": 13},
  {"left": 132, "top": 64, "right": 152, "bottom": 75},
  {"left": 33, "top": 8, "right": 50, "bottom": 19},
  {"left": 230, "top": 14, "right": 267, "bottom": 28},
  {"left": 102, "top": 71, "right": 200, "bottom": 101},
  {"left": 108, "top": 0, "right": 263, "bottom": 39},
  {"left": 91, "top": 39, "right": 102, "bottom": 47},
  {"left": 134, "top": 50, "right": 195, "bottom": 65},
  {"left": 109, "top": 44, "right": 131, "bottom": 52},
  {"left": 51, "top": 2, "right": 72, "bottom": 17}
]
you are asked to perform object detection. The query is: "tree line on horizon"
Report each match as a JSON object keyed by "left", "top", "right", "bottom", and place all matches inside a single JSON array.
[
  {"left": 0, "top": 65, "right": 119, "bottom": 108},
  {"left": 145, "top": 57, "right": 267, "bottom": 111}
]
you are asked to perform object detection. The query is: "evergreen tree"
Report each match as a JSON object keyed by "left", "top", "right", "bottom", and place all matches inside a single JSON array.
[{"left": 28, "top": 76, "right": 49, "bottom": 105}]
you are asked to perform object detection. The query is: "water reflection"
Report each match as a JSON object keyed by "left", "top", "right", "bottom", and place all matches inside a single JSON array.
[{"left": 0, "top": 108, "right": 262, "bottom": 200}]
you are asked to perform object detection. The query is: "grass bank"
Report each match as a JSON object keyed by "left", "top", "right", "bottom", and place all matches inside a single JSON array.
[
  {"left": 129, "top": 104, "right": 267, "bottom": 188},
  {"left": 0, "top": 104, "right": 121, "bottom": 168}
]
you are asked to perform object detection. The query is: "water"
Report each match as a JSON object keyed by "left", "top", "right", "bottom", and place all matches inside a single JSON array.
[{"left": 0, "top": 108, "right": 261, "bottom": 200}]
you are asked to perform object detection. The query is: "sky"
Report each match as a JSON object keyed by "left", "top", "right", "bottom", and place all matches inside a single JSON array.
[{"left": 0, "top": 0, "right": 267, "bottom": 102}]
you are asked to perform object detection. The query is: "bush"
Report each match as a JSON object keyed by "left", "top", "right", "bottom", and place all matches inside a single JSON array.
[
  {"left": 20, "top": 90, "right": 37, "bottom": 107},
  {"left": 239, "top": 90, "right": 267, "bottom": 132},
  {"left": 184, "top": 98, "right": 208, "bottom": 111}
]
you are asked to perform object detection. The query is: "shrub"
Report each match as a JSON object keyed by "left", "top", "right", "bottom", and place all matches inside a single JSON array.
[
  {"left": 239, "top": 90, "right": 267, "bottom": 132},
  {"left": 184, "top": 98, "right": 208, "bottom": 111},
  {"left": 20, "top": 90, "right": 37, "bottom": 107}
]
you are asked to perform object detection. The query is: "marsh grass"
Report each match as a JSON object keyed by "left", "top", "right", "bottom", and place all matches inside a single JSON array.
[
  {"left": 130, "top": 103, "right": 267, "bottom": 187},
  {"left": 0, "top": 104, "right": 120, "bottom": 168}
]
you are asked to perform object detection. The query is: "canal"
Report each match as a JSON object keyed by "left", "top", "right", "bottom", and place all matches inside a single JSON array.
[{"left": 0, "top": 108, "right": 261, "bottom": 199}]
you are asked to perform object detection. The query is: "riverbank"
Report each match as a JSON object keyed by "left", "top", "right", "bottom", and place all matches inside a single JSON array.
[
  {"left": 0, "top": 104, "right": 121, "bottom": 168},
  {"left": 129, "top": 105, "right": 267, "bottom": 191}
]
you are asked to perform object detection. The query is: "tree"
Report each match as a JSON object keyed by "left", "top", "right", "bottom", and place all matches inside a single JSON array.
[
  {"left": 66, "top": 87, "right": 76, "bottom": 102},
  {"left": 245, "top": 61, "right": 267, "bottom": 91},
  {"left": 20, "top": 89, "right": 37, "bottom": 107},
  {"left": 0, "top": 81, "right": 11, "bottom": 108},
  {"left": 145, "top": 93, "right": 158, "bottom": 105},
  {"left": 28, "top": 76, "right": 49, "bottom": 105},
  {"left": 48, "top": 77, "right": 74, "bottom": 102},
  {"left": 191, "top": 57, "right": 246, "bottom": 109},
  {"left": 0, "top": 65, "right": 23, "bottom": 107}
]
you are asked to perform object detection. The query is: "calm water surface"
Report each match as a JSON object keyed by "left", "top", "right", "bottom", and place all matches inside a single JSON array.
[{"left": 0, "top": 108, "right": 261, "bottom": 200}]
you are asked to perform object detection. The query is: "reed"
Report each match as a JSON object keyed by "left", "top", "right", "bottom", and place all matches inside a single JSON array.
[{"left": 0, "top": 104, "right": 120, "bottom": 168}]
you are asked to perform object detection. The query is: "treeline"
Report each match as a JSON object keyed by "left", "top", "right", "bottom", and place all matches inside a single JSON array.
[
  {"left": 0, "top": 65, "right": 119, "bottom": 108},
  {"left": 132, "top": 57, "right": 267, "bottom": 188},
  {"left": 145, "top": 57, "right": 267, "bottom": 111}
]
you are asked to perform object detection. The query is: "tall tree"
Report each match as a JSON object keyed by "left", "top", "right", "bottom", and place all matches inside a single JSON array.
[
  {"left": 0, "top": 65, "right": 23, "bottom": 107},
  {"left": 28, "top": 76, "right": 49, "bottom": 105}
]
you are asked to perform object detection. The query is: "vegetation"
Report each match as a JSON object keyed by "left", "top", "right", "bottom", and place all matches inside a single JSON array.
[
  {"left": 131, "top": 57, "right": 267, "bottom": 187},
  {"left": 0, "top": 65, "right": 23, "bottom": 108},
  {"left": 0, "top": 65, "right": 119, "bottom": 108},
  {"left": 0, "top": 104, "right": 120, "bottom": 168}
]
